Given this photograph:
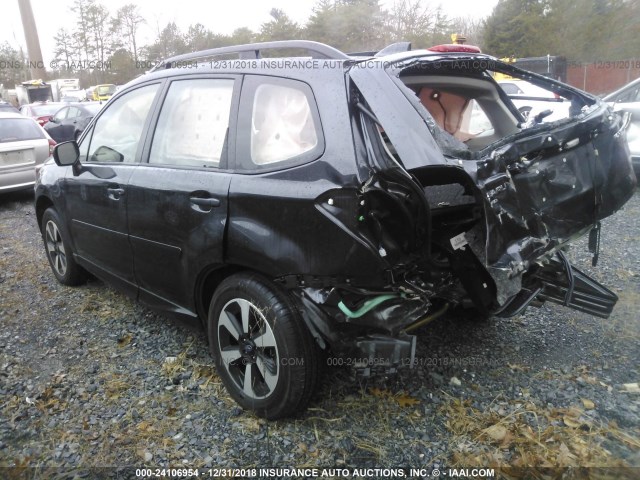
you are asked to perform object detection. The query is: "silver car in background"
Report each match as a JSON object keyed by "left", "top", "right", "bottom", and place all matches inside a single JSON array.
[
  {"left": 604, "top": 77, "right": 640, "bottom": 175},
  {"left": 0, "top": 112, "right": 55, "bottom": 193},
  {"left": 497, "top": 79, "right": 571, "bottom": 122}
]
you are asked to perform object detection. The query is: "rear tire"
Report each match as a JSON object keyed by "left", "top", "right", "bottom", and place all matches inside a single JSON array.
[
  {"left": 41, "top": 208, "right": 86, "bottom": 286},
  {"left": 208, "top": 273, "right": 320, "bottom": 419}
]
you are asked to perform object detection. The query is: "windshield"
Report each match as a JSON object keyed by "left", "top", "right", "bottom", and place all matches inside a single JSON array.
[{"left": 0, "top": 118, "right": 45, "bottom": 143}]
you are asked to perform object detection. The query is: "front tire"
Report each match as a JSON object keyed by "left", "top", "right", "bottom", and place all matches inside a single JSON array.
[
  {"left": 208, "top": 273, "right": 320, "bottom": 419},
  {"left": 41, "top": 208, "right": 86, "bottom": 286}
]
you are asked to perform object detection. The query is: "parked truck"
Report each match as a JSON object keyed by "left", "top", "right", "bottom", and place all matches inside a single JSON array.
[
  {"left": 50, "top": 78, "right": 81, "bottom": 101},
  {"left": 15, "top": 80, "right": 53, "bottom": 105},
  {"left": 92, "top": 84, "right": 116, "bottom": 101}
]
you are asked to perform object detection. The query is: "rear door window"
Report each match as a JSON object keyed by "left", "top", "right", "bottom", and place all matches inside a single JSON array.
[
  {"left": 236, "top": 76, "right": 323, "bottom": 171},
  {"left": 149, "top": 78, "right": 235, "bottom": 168}
]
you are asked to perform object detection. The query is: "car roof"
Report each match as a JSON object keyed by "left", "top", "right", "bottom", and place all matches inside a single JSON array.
[
  {"left": 60, "top": 102, "right": 99, "bottom": 110},
  {"left": 0, "top": 111, "right": 30, "bottom": 119},
  {"left": 146, "top": 40, "right": 488, "bottom": 71},
  {"left": 27, "top": 101, "right": 64, "bottom": 104},
  {"left": 124, "top": 42, "right": 496, "bottom": 92}
]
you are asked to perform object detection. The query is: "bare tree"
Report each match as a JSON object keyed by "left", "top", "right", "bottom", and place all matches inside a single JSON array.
[
  {"left": 86, "top": 3, "right": 110, "bottom": 65},
  {"left": 387, "top": 0, "right": 432, "bottom": 41},
  {"left": 116, "top": 4, "right": 145, "bottom": 63},
  {"left": 385, "top": 0, "right": 449, "bottom": 48},
  {"left": 71, "top": 0, "right": 95, "bottom": 63},
  {"left": 53, "top": 28, "right": 75, "bottom": 70},
  {"left": 448, "top": 16, "right": 485, "bottom": 47}
]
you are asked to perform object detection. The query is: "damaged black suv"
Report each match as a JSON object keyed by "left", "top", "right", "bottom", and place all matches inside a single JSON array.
[{"left": 35, "top": 40, "right": 636, "bottom": 419}]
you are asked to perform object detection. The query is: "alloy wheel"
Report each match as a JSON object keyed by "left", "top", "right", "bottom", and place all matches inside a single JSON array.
[
  {"left": 45, "top": 220, "right": 67, "bottom": 277},
  {"left": 217, "top": 298, "right": 280, "bottom": 400}
]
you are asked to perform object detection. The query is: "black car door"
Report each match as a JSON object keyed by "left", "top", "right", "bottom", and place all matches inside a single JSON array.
[
  {"left": 62, "top": 106, "right": 82, "bottom": 141},
  {"left": 45, "top": 107, "right": 70, "bottom": 143},
  {"left": 127, "top": 76, "right": 238, "bottom": 316},
  {"left": 62, "top": 82, "right": 162, "bottom": 294}
]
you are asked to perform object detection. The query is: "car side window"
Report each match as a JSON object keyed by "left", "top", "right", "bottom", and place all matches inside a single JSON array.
[
  {"left": 500, "top": 83, "right": 523, "bottom": 95},
  {"left": 149, "top": 79, "right": 234, "bottom": 168},
  {"left": 464, "top": 100, "right": 494, "bottom": 137},
  {"left": 53, "top": 108, "right": 68, "bottom": 122},
  {"left": 251, "top": 83, "right": 318, "bottom": 165},
  {"left": 86, "top": 84, "right": 159, "bottom": 164},
  {"left": 67, "top": 107, "right": 80, "bottom": 119},
  {"left": 236, "top": 76, "right": 323, "bottom": 171}
]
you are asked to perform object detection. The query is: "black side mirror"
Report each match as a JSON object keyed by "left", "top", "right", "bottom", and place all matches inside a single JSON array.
[{"left": 53, "top": 141, "right": 80, "bottom": 167}]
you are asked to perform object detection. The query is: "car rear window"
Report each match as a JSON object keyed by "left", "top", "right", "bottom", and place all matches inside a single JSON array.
[
  {"left": 0, "top": 118, "right": 45, "bottom": 143},
  {"left": 31, "top": 104, "right": 63, "bottom": 116},
  {"left": 0, "top": 104, "right": 18, "bottom": 113}
]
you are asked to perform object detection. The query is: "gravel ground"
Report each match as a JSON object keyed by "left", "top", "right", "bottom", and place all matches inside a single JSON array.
[{"left": 0, "top": 188, "right": 639, "bottom": 479}]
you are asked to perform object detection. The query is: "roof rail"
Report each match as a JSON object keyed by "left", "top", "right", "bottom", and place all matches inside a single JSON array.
[{"left": 149, "top": 40, "right": 350, "bottom": 72}]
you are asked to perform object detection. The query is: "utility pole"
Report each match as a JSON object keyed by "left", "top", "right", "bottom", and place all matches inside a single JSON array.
[{"left": 17, "top": 0, "right": 47, "bottom": 80}]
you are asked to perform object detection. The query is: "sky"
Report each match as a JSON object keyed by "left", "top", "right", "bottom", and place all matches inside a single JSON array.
[{"left": 0, "top": 0, "right": 499, "bottom": 64}]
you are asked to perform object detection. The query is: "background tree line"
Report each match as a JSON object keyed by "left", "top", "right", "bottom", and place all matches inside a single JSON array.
[
  {"left": 1, "top": 0, "right": 638, "bottom": 90},
  {"left": 484, "top": 0, "right": 639, "bottom": 60}
]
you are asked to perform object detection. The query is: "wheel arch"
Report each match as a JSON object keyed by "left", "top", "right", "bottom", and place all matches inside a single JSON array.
[
  {"left": 195, "top": 264, "right": 248, "bottom": 329},
  {"left": 35, "top": 195, "right": 55, "bottom": 232}
]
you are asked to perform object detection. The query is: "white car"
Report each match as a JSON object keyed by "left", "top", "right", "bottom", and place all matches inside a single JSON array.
[
  {"left": 604, "top": 77, "right": 640, "bottom": 175},
  {"left": 0, "top": 112, "right": 56, "bottom": 193},
  {"left": 498, "top": 79, "right": 570, "bottom": 122}
]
